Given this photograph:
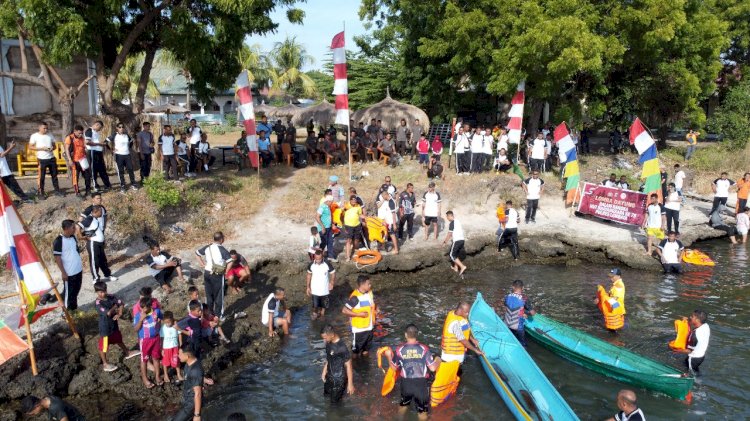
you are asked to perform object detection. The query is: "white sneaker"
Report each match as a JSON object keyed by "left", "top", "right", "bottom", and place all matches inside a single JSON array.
[
  {"left": 107, "top": 275, "right": 119, "bottom": 282},
  {"left": 103, "top": 364, "right": 119, "bottom": 372}
]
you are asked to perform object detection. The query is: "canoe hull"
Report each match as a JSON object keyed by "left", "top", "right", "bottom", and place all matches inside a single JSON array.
[{"left": 524, "top": 314, "right": 694, "bottom": 400}]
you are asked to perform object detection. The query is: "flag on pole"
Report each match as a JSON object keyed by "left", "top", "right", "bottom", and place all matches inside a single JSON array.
[
  {"left": 629, "top": 118, "right": 661, "bottom": 199},
  {"left": 235, "top": 70, "right": 259, "bottom": 168},
  {"left": 331, "top": 31, "right": 349, "bottom": 125},
  {"left": 507, "top": 81, "right": 525, "bottom": 144},
  {"left": 0, "top": 318, "right": 28, "bottom": 364},
  {"left": 554, "top": 122, "right": 581, "bottom": 204}
]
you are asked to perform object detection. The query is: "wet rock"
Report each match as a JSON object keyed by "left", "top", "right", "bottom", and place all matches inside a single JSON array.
[
  {"left": 566, "top": 258, "right": 582, "bottom": 266},
  {"left": 68, "top": 369, "right": 102, "bottom": 396},
  {"left": 530, "top": 238, "right": 567, "bottom": 257}
]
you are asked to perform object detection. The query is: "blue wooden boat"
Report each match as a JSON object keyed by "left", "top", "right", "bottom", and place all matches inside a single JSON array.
[{"left": 469, "top": 293, "right": 579, "bottom": 421}]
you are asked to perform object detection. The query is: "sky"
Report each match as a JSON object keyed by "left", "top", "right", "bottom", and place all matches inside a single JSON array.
[{"left": 246, "top": 0, "right": 369, "bottom": 72}]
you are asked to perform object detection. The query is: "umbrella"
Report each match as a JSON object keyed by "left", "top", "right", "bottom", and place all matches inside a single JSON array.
[
  {"left": 292, "top": 99, "right": 337, "bottom": 127},
  {"left": 351, "top": 91, "right": 430, "bottom": 133}
]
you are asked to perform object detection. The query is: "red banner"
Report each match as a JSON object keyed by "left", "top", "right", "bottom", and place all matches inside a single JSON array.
[{"left": 577, "top": 182, "right": 648, "bottom": 225}]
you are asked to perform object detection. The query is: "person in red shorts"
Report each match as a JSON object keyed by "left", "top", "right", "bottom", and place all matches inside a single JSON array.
[
  {"left": 134, "top": 297, "right": 163, "bottom": 387},
  {"left": 225, "top": 249, "right": 251, "bottom": 294},
  {"left": 94, "top": 281, "right": 139, "bottom": 372},
  {"left": 160, "top": 311, "right": 183, "bottom": 384}
]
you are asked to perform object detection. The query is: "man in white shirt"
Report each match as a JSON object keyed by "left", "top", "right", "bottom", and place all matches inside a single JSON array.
[
  {"left": 656, "top": 231, "right": 684, "bottom": 274},
  {"left": 195, "top": 231, "right": 232, "bottom": 320},
  {"left": 469, "top": 128, "right": 484, "bottom": 173},
  {"left": 422, "top": 182, "right": 442, "bottom": 240},
  {"left": 603, "top": 173, "right": 618, "bottom": 188},
  {"left": 376, "top": 191, "right": 399, "bottom": 254},
  {"left": 482, "top": 130, "right": 494, "bottom": 172},
  {"left": 673, "top": 164, "right": 686, "bottom": 200},
  {"left": 29, "top": 122, "right": 62, "bottom": 197},
  {"left": 709, "top": 172, "right": 735, "bottom": 216},
  {"left": 0, "top": 140, "right": 32, "bottom": 202},
  {"left": 676, "top": 310, "right": 710, "bottom": 374},
  {"left": 527, "top": 132, "right": 547, "bottom": 173},
  {"left": 157, "top": 125, "right": 178, "bottom": 180},
  {"left": 496, "top": 128, "right": 509, "bottom": 155},
  {"left": 78, "top": 205, "right": 116, "bottom": 283},
  {"left": 443, "top": 211, "right": 467, "bottom": 277},
  {"left": 84, "top": 120, "right": 111, "bottom": 191},
  {"left": 306, "top": 249, "right": 336, "bottom": 320},
  {"left": 497, "top": 199, "right": 520, "bottom": 260},
  {"left": 43, "top": 220, "right": 84, "bottom": 312},
  {"left": 453, "top": 126, "right": 470, "bottom": 174},
  {"left": 107, "top": 123, "right": 137, "bottom": 192},
  {"left": 642, "top": 193, "right": 666, "bottom": 256},
  {"left": 522, "top": 171, "right": 544, "bottom": 224}
]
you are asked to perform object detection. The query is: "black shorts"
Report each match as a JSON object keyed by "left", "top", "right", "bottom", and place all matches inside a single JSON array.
[
  {"left": 424, "top": 216, "right": 437, "bottom": 226},
  {"left": 154, "top": 266, "right": 176, "bottom": 287},
  {"left": 449, "top": 240, "right": 466, "bottom": 262},
  {"left": 400, "top": 377, "right": 430, "bottom": 413},
  {"left": 352, "top": 330, "right": 373, "bottom": 354},
  {"left": 344, "top": 224, "right": 363, "bottom": 240},
  {"left": 312, "top": 294, "right": 330, "bottom": 309}
]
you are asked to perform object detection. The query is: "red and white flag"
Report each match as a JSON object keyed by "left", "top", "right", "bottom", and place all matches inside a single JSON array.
[
  {"left": 331, "top": 31, "right": 349, "bottom": 125},
  {"left": 507, "top": 81, "right": 525, "bottom": 144},
  {"left": 235, "top": 70, "right": 259, "bottom": 168}
]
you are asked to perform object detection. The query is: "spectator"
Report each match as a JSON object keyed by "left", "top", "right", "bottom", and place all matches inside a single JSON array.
[
  {"left": 469, "top": 127, "right": 484, "bottom": 173},
  {"left": 443, "top": 211, "right": 467, "bottom": 277},
  {"left": 79, "top": 205, "right": 117, "bottom": 282},
  {"left": 131, "top": 286, "right": 161, "bottom": 324},
  {"left": 262, "top": 287, "right": 291, "bottom": 337},
  {"left": 416, "top": 135, "right": 430, "bottom": 167},
  {"left": 643, "top": 193, "right": 667, "bottom": 255},
  {"left": 427, "top": 155, "right": 444, "bottom": 180},
  {"left": 195, "top": 232, "right": 232, "bottom": 320},
  {"left": 454, "top": 126, "right": 470, "bottom": 174},
  {"left": 328, "top": 175, "right": 345, "bottom": 207},
  {"left": 258, "top": 130, "right": 274, "bottom": 167},
  {"left": 0, "top": 140, "right": 32, "bottom": 202},
  {"left": 361, "top": 132, "right": 376, "bottom": 162},
  {"left": 187, "top": 118, "right": 203, "bottom": 155},
  {"left": 158, "top": 125, "right": 179, "bottom": 180},
  {"left": 137, "top": 121, "right": 155, "bottom": 181},
  {"left": 94, "top": 281, "right": 140, "bottom": 372},
  {"left": 431, "top": 135, "right": 443, "bottom": 155},
  {"left": 395, "top": 118, "right": 410, "bottom": 156},
  {"left": 160, "top": 311, "right": 183, "bottom": 384},
  {"left": 21, "top": 395, "right": 85, "bottom": 421},
  {"left": 422, "top": 182, "right": 442, "bottom": 240},
  {"left": 410, "top": 118, "right": 424, "bottom": 160},
  {"left": 29, "top": 122, "right": 63, "bottom": 198},
  {"left": 482, "top": 129, "right": 494, "bottom": 172},
  {"left": 305, "top": 131, "right": 322, "bottom": 164},
  {"left": 315, "top": 192, "right": 336, "bottom": 261},
  {"left": 306, "top": 249, "right": 336, "bottom": 320},
  {"left": 343, "top": 195, "right": 365, "bottom": 262},
  {"left": 737, "top": 206, "right": 749, "bottom": 244},
  {"left": 41, "top": 220, "right": 84, "bottom": 314},
  {"left": 603, "top": 173, "right": 618, "bottom": 188},
  {"left": 200, "top": 302, "right": 230, "bottom": 345},
  {"left": 737, "top": 172, "right": 750, "bottom": 213},
  {"left": 378, "top": 132, "right": 395, "bottom": 160},
  {"left": 660, "top": 166, "right": 668, "bottom": 200},
  {"left": 85, "top": 120, "right": 111, "bottom": 191},
  {"left": 80, "top": 192, "right": 108, "bottom": 233},
  {"left": 398, "top": 183, "right": 417, "bottom": 241},
  {"left": 196, "top": 133, "right": 215, "bottom": 172},
  {"left": 709, "top": 172, "right": 736, "bottom": 216},
  {"left": 146, "top": 243, "right": 184, "bottom": 294},
  {"left": 376, "top": 190, "right": 399, "bottom": 254},
  {"left": 176, "top": 133, "right": 194, "bottom": 177},
  {"left": 107, "top": 123, "right": 138, "bottom": 193},
  {"left": 674, "top": 164, "right": 687, "bottom": 202},
  {"left": 496, "top": 128, "right": 509, "bottom": 155},
  {"left": 323, "top": 133, "right": 344, "bottom": 166},
  {"left": 225, "top": 249, "right": 251, "bottom": 294},
  {"left": 63, "top": 125, "right": 92, "bottom": 197},
  {"left": 179, "top": 300, "right": 204, "bottom": 360},
  {"left": 656, "top": 231, "right": 684, "bottom": 274},
  {"left": 133, "top": 297, "right": 163, "bottom": 387},
  {"left": 527, "top": 132, "right": 547, "bottom": 173},
  {"left": 522, "top": 171, "right": 544, "bottom": 224},
  {"left": 308, "top": 226, "right": 321, "bottom": 260},
  {"left": 664, "top": 183, "right": 681, "bottom": 235},
  {"left": 684, "top": 129, "right": 699, "bottom": 161},
  {"left": 617, "top": 175, "right": 630, "bottom": 190},
  {"left": 494, "top": 148, "right": 511, "bottom": 173}
]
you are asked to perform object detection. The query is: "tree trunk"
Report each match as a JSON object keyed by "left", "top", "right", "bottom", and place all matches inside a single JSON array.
[
  {"left": 59, "top": 95, "right": 75, "bottom": 137},
  {"left": 0, "top": 107, "right": 6, "bottom": 148},
  {"left": 527, "top": 99, "right": 544, "bottom": 138},
  {"left": 657, "top": 125, "right": 669, "bottom": 149},
  {"left": 133, "top": 46, "right": 157, "bottom": 114}
]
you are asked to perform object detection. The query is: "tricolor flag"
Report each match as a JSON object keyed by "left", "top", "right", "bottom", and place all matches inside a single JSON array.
[
  {"left": 629, "top": 118, "right": 661, "bottom": 198},
  {"left": 331, "top": 31, "right": 349, "bottom": 125},
  {"left": 235, "top": 70, "right": 259, "bottom": 168},
  {"left": 0, "top": 318, "right": 28, "bottom": 364},
  {"left": 507, "top": 81, "right": 525, "bottom": 144},
  {"left": 553, "top": 122, "right": 580, "bottom": 204}
]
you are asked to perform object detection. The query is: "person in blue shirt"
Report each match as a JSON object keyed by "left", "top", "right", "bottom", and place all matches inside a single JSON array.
[
  {"left": 258, "top": 130, "right": 274, "bottom": 167},
  {"left": 256, "top": 115, "right": 273, "bottom": 138},
  {"left": 501, "top": 280, "right": 535, "bottom": 346}
]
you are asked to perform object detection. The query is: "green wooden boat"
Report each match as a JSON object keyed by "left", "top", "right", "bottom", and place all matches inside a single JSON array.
[{"left": 524, "top": 314, "right": 694, "bottom": 400}]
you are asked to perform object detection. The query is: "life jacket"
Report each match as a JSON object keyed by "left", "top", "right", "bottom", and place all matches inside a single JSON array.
[
  {"left": 669, "top": 319, "right": 690, "bottom": 350},
  {"left": 496, "top": 205, "right": 506, "bottom": 227},
  {"left": 609, "top": 279, "right": 626, "bottom": 314},
  {"left": 503, "top": 292, "right": 527, "bottom": 331},
  {"left": 365, "top": 216, "right": 387, "bottom": 243},
  {"left": 441, "top": 310, "right": 471, "bottom": 356},
  {"left": 597, "top": 285, "right": 625, "bottom": 330},
  {"left": 349, "top": 289, "right": 374, "bottom": 331}
]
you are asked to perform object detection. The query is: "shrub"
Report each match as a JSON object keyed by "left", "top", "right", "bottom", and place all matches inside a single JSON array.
[
  {"left": 707, "top": 80, "right": 750, "bottom": 149},
  {"left": 224, "top": 113, "right": 238, "bottom": 127},
  {"left": 143, "top": 172, "right": 180, "bottom": 209}
]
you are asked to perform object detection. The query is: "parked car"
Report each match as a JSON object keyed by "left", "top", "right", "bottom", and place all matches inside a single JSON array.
[{"left": 191, "top": 114, "right": 225, "bottom": 126}]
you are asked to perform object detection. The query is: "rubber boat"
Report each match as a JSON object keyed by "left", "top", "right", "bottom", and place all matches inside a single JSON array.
[
  {"left": 681, "top": 249, "right": 715, "bottom": 267},
  {"left": 469, "top": 293, "right": 579, "bottom": 421},
  {"left": 524, "top": 314, "right": 694, "bottom": 400}
]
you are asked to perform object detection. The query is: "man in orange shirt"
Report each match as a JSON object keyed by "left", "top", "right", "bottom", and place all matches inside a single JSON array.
[
  {"left": 737, "top": 172, "right": 750, "bottom": 214},
  {"left": 64, "top": 125, "right": 91, "bottom": 197}
]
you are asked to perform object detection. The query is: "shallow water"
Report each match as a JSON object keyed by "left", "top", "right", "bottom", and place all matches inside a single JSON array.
[{"left": 203, "top": 240, "right": 749, "bottom": 420}]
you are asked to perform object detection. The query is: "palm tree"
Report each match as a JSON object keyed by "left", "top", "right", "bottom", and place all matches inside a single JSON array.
[
  {"left": 268, "top": 36, "right": 318, "bottom": 99},
  {"left": 157, "top": 51, "right": 193, "bottom": 109},
  {"left": 113, "top": 53, "right": 160, "bottom": 106},
  {"left": 238, "top": 43, "right": 272, "bottom": 89}
]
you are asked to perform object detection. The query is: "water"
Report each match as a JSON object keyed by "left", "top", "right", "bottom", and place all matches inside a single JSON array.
[{"left": 203, "top": 240, "right": 749, "bottom": 420}]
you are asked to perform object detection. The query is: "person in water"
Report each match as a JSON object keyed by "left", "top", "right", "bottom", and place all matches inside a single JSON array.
[
  {"left": 384, "top": 324, "right": 440, "bottom": 418},
  {"left": 501, "top": 280, "right": 535, "bottom": 346},
  {"left": 675, "top": 309, "right": 711, "bottom": 375},
  {"left": 320, "top": 324, "right": 355, "bottom": 403},
  {"left": 342, "top": 275, "right": 376, "bottom": 356},
  {"left": 594, "top": 268, "right": 626, "bottom": 331},
  {"left": 606, "top": 389, "right": 645, "bottom": 421}
]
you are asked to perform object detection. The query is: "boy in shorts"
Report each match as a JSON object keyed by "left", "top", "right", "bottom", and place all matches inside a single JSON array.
[
  {"left": 95, "top": 282, "right": 139, "bottom": 372},
  {"left": 133, "top": 297, "right": 162, "bottom": 387},
  {"left": 225, "top": 249, "right": 250, "bottom": 294},
  {"left": 308, "top": 226, "right": 321, "bottom": 260},
  {"left": 306, "top": 249, "right": 336, "bottom": 320},
  {"left": 642, "top": 193, "right": 666, "bottom": 256},
  {"left": 160, "top": 311, "right": 183, "bottom": 384}
]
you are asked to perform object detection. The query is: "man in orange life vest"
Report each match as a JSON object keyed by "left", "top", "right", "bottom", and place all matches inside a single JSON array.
[
  {"left": 342, "top": 274, "right": 376, "bottom": 356},
  {"left": 595, "top": 268, "right": 626, "bottom": 331},
  {"left": 63, "top": 125, "right": 92, "bottom": 197}
]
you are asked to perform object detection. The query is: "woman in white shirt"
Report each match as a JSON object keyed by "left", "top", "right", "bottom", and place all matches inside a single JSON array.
[
  {"left": 664, "top": 183, "right": 681, "bottom": 234},
  {"left": 494, "top": 148, "right": 511, "bottom": 173}
]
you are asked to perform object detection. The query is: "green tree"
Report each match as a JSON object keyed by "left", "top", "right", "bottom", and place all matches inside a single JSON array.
[
  {"left": 267, "top": 36, "right": 317, "bottom": 98},
  {"left": 305, "top": 70, "right": 333, "bottom": 100},
  {"left": 707, "top": 80, "right": 750, "bottom": 149},
  {"left": 238, "top": 43, "right": 273, "bottom": 90},
  {"left": 114, "top": 54, "right": 161, "bottom": 106}
]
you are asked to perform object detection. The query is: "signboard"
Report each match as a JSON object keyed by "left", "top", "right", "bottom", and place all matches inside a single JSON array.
[{"left": 577, "top": 182, "right": 648, "bottom": 225}]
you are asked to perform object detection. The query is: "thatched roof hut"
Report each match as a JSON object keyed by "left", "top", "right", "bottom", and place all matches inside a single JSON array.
[
  {"left": 351, "top": 92, "right": 430, "bottom": 132},
  {"left": 292, "top": 99, "right": 337, "bottom": 127},
  {"left": 254, "top": 100, "right": 276, "bottom": 118},
  {"left": 268, "top": 101, "right": 300, "bottom": 121}
]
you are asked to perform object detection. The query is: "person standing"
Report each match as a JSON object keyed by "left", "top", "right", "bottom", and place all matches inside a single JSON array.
[
  {"left": 29, "top": 122, "right": 63, "bottom": 198},
  {"left": 660, "top": 166, "right": 668, "bottom": 200},
  {"left": 656, "top": 231, "right": 684, "bottom": 274},
  {"left": 342, "top": 275, "right": 375, "bottom": 357},
  {"left": 469, "top": 127, "right": 484, "bottom": 173},
  {"left": 737, "top": 206, "right": 749, "bottom": 244},
  {"left": 195, "top": 232, "right": 231, "bottom": 321},
  {"left": 21, "top": 395, "right": 86, "bottom": 421},
  {"left": 422, "top": 182, "right": 441, "bottom": 240},
  {"left": 343, "top": 195, "right": 365, "bottom": 262},
  {"left": 674, "top": 164, "right": 686, "bottom": 201},
  {"left": 595, "top": 268, "right": 626, "bottom": 331},
  {"left": 497, "top": 200, "right": 520, "bottom": 260},
  {"left": 502, "top": 280, "right": 535, "bottom": 346},
  {"left": 643, "top": 193, "right": 666, "bottom": 256},
  {"left": 443, "top": 211, "right": 467, "bottom": 277},
  {"left": 107, "top": 123, "right": 138, "bottom": 193},
  {"left": 376, "top": 191, "right": 399, "bottom": 254},
  {"left": 383, "top": 324, "right": 440, "bottom": 418},
  {"left": 580, "top": 126, "right": 591, "bottom": 154},
  {"left": 79, "top": 205, "right": 117, "bottom": 282},
  {"left": 172, "top": 346, "right": 203, "bottom": 421},
  {"left": 0, "top": 140, "right": 32, "bottom": 203},
  {"left": 315, "top": 192, "right": 336, "bottom": 261},
  {"left": 63, "top": 125, "right": 92, "bottom": 197},
  {"left": 676, "top": 310, "right": 710, "bottom": 374},
  {"left": 482, "top": 129, "right": 494, "bottom": 172},
  {"left": 664, "top": 183, "right": 681, "bottom": 235},
  {"left": 527, "top": 132, "right": 547, "bottom": 173},
  {"left": 81, "top": 192, "right": 108, "bottom": 234},
  {"left": 453, "top": 126, "right": 469, "bottom": 174},
  {"left": 605, "top": 390, "right": 645, "bottom": 421},
  {"left": 395, "top": 118, "right": 410, "bottom": 156},
  {"left": 684, "top": 129, "right": 699, "bottom": 161},
  {"left": 522, "top": 171, "right": 544, "bottom": 224},
  {"left": 158, "top": 125, "right": 178, "bottom": 180},
  {"left": 398, "top": 183, "right": 417, "bottom": 241},
  {"left": 320, "top": 324, "right": 355, "bottom": 403},
  {"left": 137, "top": 122, "right": 155, "bottom": 181},
  {"left": 133, "top": 297, "right": 163, "bottom": 388},
  {"left": 187, "top": 119, "right": 203, "bottom": 156},
  {"left": 306, "top": 250, "right": 336, "bottom": 320},
  {"left": 709, "top": 172, "right": 735, "bottom": 216},
  {"left": 49, "top": 220, "right": 84, "bottom": 314},
  {"left": 84, "top": 120, "right": 111, "bottom": 191},
  {"left": 736, "top": 172, "right": 750, "bottom": 214},
  {"left": 410, "top": 118, "right": 424, "bottom": 160}
]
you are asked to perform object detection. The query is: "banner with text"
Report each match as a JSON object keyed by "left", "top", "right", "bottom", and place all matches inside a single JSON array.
[{"left": 577, "top": 182, "right": 648, "bottom": 225}]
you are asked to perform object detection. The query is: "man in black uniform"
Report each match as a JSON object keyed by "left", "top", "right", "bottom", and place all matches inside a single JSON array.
[
  {"left": 195, "top": 232, "right": 231, "bottom": 320},
  {"left": 22, "top": 395, "right": 86, "bottom": 421},
  {"left": 171, "top": 345, "right": 204, "bottom": 421},
  {"left": 320, "top": 324, "right": 354, "bottom": 404}
]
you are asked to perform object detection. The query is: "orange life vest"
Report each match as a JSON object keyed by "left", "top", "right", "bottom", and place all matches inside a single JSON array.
[{"left": 441, "top": 310, "right": 471, "bottom": 355}]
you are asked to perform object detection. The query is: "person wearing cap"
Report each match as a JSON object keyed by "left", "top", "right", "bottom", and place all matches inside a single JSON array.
[
  {"left": 595, "top": 269, "right": 627, "bottom": 331},
  {"left": 315, "top": 190, "right": 337, "bottom": 261},
  {"left": 21, "top": 395, "right": 86, "bottom": 421},
  {"left": 328, "top": 175, "right": 345, "bottom": 207}
]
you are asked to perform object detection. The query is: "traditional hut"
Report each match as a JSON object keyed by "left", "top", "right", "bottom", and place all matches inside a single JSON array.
[
  {"left": 254, "top": 100, "right": 276, "bottom": 118},
  {"left": 268, "top": 101, "right": 300, "bottom": 121},
  {"left": 292, "top": 99, "right": 337, "bottom": 127},
  {"left": 351, "top": 91, "right": 430, "bottom": 133}
]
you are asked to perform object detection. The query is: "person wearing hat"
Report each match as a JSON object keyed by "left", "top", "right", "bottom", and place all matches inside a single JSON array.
[
  {"left": 328, "top": 175, "right": 345, "bottom": 207},
  {"left": 595, "top": 268, "right": 627, "bottom": 331},
  {"left": 21, "top": 395, "right": 85, "bottom": 421}
]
